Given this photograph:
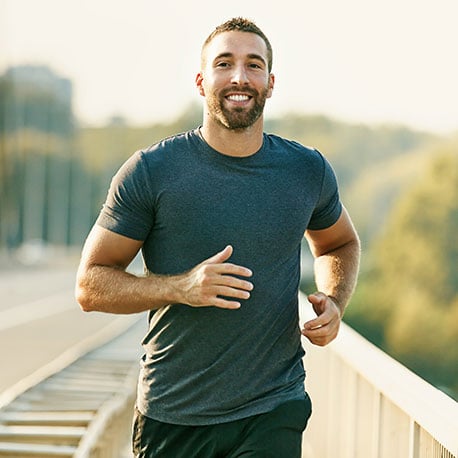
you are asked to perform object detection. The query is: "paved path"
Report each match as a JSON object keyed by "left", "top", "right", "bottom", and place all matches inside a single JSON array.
[{"left": 0, "top": 260, "right": 141, "bottom": 396}]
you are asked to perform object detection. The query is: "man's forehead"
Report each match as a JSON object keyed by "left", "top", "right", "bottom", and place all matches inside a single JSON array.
[{"left": 203, "top": 31, "right": 268, "bottom": 61}]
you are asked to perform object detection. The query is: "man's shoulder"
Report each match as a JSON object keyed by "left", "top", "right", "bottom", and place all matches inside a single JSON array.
[
  {"left": 264, "top": 132, "right": 324, "bottom": 163},
  {"left": 141, "top": 129, "right": 198, "bottom": 156},
  {"left": 124, "top": 129, "right": 199, "bottom": 173},
  {"left": 115, "top": 129, "right": 198, "bottom": 180}
]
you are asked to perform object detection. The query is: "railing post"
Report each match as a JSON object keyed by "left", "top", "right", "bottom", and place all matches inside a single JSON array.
[
  {"left": 408, "top": 420, "right": 420, "bottom": 458},
  {"left": 371, "top": 391, "right": 381, "bottom": 458}
]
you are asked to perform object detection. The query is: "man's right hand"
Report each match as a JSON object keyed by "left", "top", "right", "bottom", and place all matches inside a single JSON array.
[
  {"left": 76, "top": 227, "right": 254, "bottom": 314},
  {"left": 176, "top": 245, "right": 254, "bottom": 309}
]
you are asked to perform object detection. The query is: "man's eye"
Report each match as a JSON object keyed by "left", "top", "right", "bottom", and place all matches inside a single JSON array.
[{"left": 216, "top": 62, "right": 230, "bottom": 68}]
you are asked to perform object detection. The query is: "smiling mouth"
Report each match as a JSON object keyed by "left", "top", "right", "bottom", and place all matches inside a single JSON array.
[{"left": 226, "top": 94, "right": 251, "bottom": 102}]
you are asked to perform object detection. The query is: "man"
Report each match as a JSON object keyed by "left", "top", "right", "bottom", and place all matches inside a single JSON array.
[{"left": 75, "top": 17, "right": 360, "bottom": 458}]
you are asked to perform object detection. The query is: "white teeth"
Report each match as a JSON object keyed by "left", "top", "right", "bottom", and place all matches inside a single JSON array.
[{"left": 227, "top": 94, "right": 249, "bottom": 102}]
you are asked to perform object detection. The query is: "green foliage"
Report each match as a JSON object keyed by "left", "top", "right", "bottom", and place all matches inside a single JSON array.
[
  {"left": 343, "top": 148, "right": 434, "bottom": 248},
  {"left": 346, "top": 148, "right": 458, "bottom": 398}
]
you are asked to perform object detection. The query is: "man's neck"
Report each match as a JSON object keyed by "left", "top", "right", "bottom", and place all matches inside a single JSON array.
[{"left": 200, "top": 118, "right": 264, "bottom": 158}]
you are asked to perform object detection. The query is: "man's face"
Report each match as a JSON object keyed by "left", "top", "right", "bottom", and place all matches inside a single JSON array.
[{"left": 196, "top": 31, "right": 274, "bottom": 130}]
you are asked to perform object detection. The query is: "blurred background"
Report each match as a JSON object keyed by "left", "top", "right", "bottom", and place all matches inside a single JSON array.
[{"left": 1, "top": 0, "right": 457, "bottom": 400}]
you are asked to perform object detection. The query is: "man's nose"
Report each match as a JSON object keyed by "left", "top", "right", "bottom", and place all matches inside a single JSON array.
[{"left": 230, "top": 65, "right": 249, "bottom": 84}]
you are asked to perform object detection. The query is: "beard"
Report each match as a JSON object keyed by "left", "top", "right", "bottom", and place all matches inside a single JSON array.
[{"left": 206, "top": 85, "right": 269, "bottom": 130}]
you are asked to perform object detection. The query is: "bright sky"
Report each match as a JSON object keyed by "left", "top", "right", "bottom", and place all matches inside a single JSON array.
[{"left": 2, "top": 0, "right": 458, "bottom": 133}]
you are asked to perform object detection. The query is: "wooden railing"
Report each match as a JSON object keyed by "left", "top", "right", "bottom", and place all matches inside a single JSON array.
[{"left": 299, "top": 292, "right": 458, "bottom": 458}]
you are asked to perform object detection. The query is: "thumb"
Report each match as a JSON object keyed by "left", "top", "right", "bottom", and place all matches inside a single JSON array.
[
  {"left": 308, "top": 292, "right": 326, "bottom": 314},
  {"left": 203, "top": 245, "right": 233, "bottom": 265},
  {"left": 307, "top": 292, "right": 323, "bottom": 304}
]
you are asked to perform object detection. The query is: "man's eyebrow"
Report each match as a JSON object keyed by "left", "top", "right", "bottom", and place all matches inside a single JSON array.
[
  {"left": 247, "top": 53, "right": 267, "bottom": 65},
  {"left": 213, "top": 52, "right": 233, "bottom": 62},
  {"left": 213, "top": 52, "right": 267, "bottom": 65}
]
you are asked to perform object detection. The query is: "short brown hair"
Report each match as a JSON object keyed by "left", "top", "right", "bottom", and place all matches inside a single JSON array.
[{"left": 201, "top": 17, "right": 273, "bottom": 72}]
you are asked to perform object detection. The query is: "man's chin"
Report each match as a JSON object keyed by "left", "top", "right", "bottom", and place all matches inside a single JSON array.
[{"left": 221, "top": 111, "right": 262, "bottom": 130}]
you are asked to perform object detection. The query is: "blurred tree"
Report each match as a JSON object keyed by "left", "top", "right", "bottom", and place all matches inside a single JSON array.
[
  {"left": 346, "top": 147, "right": 458, "bottom": 398},
  {"left": 343, "top": 148, "right": 433, "bottom": 248}
]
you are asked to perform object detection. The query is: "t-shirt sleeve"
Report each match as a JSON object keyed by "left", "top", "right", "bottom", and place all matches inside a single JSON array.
[
  {"left": 96, "top": 151, "right": 154, "bottom": 241},
  {"left": 307, "top": 151, "right": 343, "bottom": 230}
]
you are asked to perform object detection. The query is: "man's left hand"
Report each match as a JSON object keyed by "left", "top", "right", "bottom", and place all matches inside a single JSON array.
[{"left": 301, "top": 292, "right": 342, "bottom": 346}]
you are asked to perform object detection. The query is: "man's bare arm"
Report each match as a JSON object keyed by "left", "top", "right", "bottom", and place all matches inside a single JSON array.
[
  {"left": 75, "top": 226, "right": 253, "bottom": 314},
  {"left": 301, "top": 207, "right": 361, "bottom": 346}
]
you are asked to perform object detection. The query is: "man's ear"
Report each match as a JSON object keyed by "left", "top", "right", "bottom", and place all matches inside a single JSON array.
[
  {"left": 267, "top": 73, "right": 275, "bottom": 99},
  {"left": 195, "top": 72, "right": 205, "bottom": 97}
]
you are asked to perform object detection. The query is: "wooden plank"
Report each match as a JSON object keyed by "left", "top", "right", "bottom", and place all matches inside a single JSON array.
[
  {"left": 0, "top": 411, "right": 93, "bottom": 426},
  {"left": 0, "top": 425, "right": 85, "bottom": 445},
  {"left": 0, "top": 441, "right": 76, "bottom": 457}
]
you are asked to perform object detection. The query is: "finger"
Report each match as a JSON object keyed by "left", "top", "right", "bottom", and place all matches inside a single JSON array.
[
  {"left": 302, "top": 323, "right": 328, "bottom": 336},
  {"left": 198, "top": 264, "right": 252, "bottom": 287},
  {"left": 214, "top": 285, "right": 251, "bottom": 300},
  {"left": 307, "top": 292, "right": 327, "bottom": 314},
  {"left": 302, "top": 320, "right": 324, "bottom": 332},
  {"left": 303, "top": 334, "right": 331, "bottom": 347},
  {"left": 305, "top": 333, "right": 337, "bottom": 347},
  {"left": 302, "top": 326, "right": 336, "bottom": 345},
  {"left": 302, "top": 316, "right": 339, "bottom": 337},
  {"left": 219, "top": 275, "right": 253, "bottom": 291},
  {"left": 302, "top": 328, "right": 326, "bottom": 345},
  {"left": 203, "top": 245, "right": 233, "bottom": 265},
  {"left": 201, "top": 247, "right": 253, "bottom": 278},
  {"left": 213, "top": 263, "right": 253, "bottom": 279},
  {"left": 302, "top": 310, "right": 332, "bottom": 330},
  {"left": 308, "top": 292, "right": 325, "bottom": 304},
  {"left": 212, "top": 297, "right": 242, "bottom": 310}
]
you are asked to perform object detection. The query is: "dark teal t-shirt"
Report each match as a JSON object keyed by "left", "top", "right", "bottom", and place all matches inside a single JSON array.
[{"left": 97, "top": 128, "right": 342, "bottom": 425}]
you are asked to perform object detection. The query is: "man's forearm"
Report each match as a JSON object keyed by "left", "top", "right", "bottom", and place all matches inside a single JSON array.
[
  {"left": 75, "top": 265, "right": 179, "bottom": 314},
  {"left": 313, "top": 238, "right": 361, "bottom": 316},
  {"left": 75, "top": 245, "right": 254, "bottom": 314}
]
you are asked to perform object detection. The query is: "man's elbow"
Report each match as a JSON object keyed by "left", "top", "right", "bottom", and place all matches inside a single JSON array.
[
  {"left": 350, "top": 233, "right": 361, "bottom": 253},
  {"left": 75, "top": 281, "right": 97, "bottom": 313}
]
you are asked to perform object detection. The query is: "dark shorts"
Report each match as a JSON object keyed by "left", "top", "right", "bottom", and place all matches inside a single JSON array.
[{"left": 132, "top": 394, "right": 312, "bottom": 458}]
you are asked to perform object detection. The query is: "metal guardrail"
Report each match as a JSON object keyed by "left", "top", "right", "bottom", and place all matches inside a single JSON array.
[{"left": 0, "top": 315, "right": 145, "bottom": 458}]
